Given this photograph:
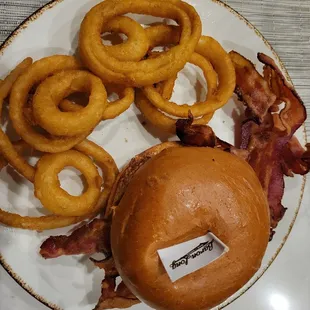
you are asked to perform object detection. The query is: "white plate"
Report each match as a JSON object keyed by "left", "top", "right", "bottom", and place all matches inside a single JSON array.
[{"left": 0, "top": 0, "right": 307, "bottom": 310}]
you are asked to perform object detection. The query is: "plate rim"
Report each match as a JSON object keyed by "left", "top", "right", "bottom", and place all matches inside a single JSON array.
[{"left": 0, "top": 0, "right": 307, "bottom": 309}]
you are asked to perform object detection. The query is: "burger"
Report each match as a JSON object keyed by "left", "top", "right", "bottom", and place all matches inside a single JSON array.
[
  {"left": 40, "top": 124, "right": 271, "bottom": 310},
  {"left": 106, "top": 142, "right": 270, "bottom": 310}
]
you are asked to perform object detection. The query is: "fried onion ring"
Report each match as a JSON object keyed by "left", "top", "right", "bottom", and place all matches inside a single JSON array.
[
  {"left": 103, "top": 16, "right": 149, "bottom": 62},
  {"left": 0, "top": 58, "right": 35, "bottom": 182},
  {"left": 0, "top": 211, "right": 91, "bottom": 231},
  {"left": 136, "top": 48, "right": 217, "bottom": 133},
  {"left": 145, "top": 24, "right": 180, "bottom": 49},
  {"left": 0, "top": 140, "right": 118, "bottom": 230},
  {"left": 135, "top": 90, "right": 214, "bottom": 134},
  {"left": 0, "top": 140, "right": 33, "bottom": 171},
  {"left": 159, "top": 75, "right": 177, "bottom": 100},
  {"left": 102, "top": 84, "right": 134, "bottom": 120},
  {"left": 79, "top": 0, "right": 202, "bottom": 86},
  {"left": 34, "top": 150, "right": 103, "bottom": 217},
  {"left": 143, "top": 34, "right": 236, "bottom": 117},
  {"left": 74, "top": 139, "right": 119, "bottom": 216},
  {"left": 143, "top": 51, "right": 218, "bottom": 115},
  {"left": 9, "top": 55, "right": 90, "bottom": 153},
  {"left": 59, "top": 84, "right": 134, "bottom": 120},
  {"left": 32, "top": 70, "right": 107, "bottom": 136}
]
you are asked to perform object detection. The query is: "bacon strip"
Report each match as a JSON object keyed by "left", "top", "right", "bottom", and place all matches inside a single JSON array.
[
  {"left": 90, "top": 256, "right": 118, "bottom": 277},
  {"left": 282, "top": 137, "right": 310, "bottom": 176},
  {"left": 94, "top": 277, "right": 140, "bottom": 310},
  {"left": 241, "top": 119, "right": 288, "bottom": 228},
  {"left": 236, "top": 52, "right": 307, "bottom": 229},
  {"left": 176, "top": 112, "right": 249, "bottom": 161},
  {"left": 40, "top": 219, "right": 111, "bottom": 259},
  {"left": 176, "top": 111, "right": 216, "bottom": 147},
  {"left": 229, "top": 51, "right": 276, "bottom": 121}
]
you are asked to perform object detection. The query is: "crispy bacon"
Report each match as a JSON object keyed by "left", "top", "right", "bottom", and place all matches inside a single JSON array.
[
  {"left": 90, "top": 256, "right": 118, "bottom": 277},
  {"left": 229, "top": 51, "right": 277, "bottom": 121},
  {"left": 236, "top": 52, "right": 307, "bottom": 229},
  {"left": 94, "top": 277, "right": 140, "bottom": 310},
  {"left": 258, "top": 53, "right": 307, "bottom": 133},
  {"left": 176, "top": 113, "right": 249, "bottom": 161},
  {"left": 241, "top": 119, "right": 288, "bottom": 227},
  {"left": 282, "top": 137, "right": 310, "bottom": 176},
  {"left": 116, "top": 281, "right": 138, "bottom": 300},
  {"left": 40, "top": 219, "right": 111, "bottom": 259},
  {"left": 176, "top": 111, "right": 216, "bottom": 147}
]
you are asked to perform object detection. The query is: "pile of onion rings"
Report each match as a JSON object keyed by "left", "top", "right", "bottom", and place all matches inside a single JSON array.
[
  {"left": 79, "top": 0, "right": 202, "bottom": 87},
  {"left": 134, "top": 29, "right": 236, "bottom": 133},
  {"left": 77, "top": 1, "right": 236, "bottom": 133},
  {"left": 0, "top": 0, "right": 237, "bottom": 231},
  {"left": 0, "top": 58, "right": 119, "bottom": 230}
]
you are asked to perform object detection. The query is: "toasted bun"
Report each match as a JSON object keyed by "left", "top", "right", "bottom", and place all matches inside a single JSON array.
[
  {"left": 111, "top": 147, "right": 270, "bottom": 310},
  {"left": 105, "top": 141, "right": 182, "bottom": 219}
]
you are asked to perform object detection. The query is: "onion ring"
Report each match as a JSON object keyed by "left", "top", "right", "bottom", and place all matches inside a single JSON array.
[
  {"left": 0, "top": 140, "right": 118, "bottom": 230},
  {"left": 135, "top": 89, "right": 214, "bottom": 134},
  {"left": 0, "top": 140, "right": 93, "bottom": 231},
  {"left": 146, "top": 51, "right": 218, "bottom": 100},
  {"left": 59, "top": 84, "right": 134, "bottom": 120},
  {"left": 143, "top": 35, "right": 236, "bottom": 117},
  {"left": 144, "top": 25, "right": 236, "bottom": 116},
  {"left": 32, "top": 70, "right": 107, "bottom": 137},
  {"left": 79, "top": 0, "right": 202, "bottom": 86},
  {"left": 102, "top": 84, "right": 134, "bottom": 120},
  {"left": 0, "top": 156, "right": 7, "bottom": 171},
  {"left": 74, "top": 139, "right": 119, "bottom": 215},
  {"left": 9, "top": 55, "right": 90, "bottom": 153},
  {"left": 23, "top": 102, "right": 36, "bottom": 127},
  {"left": 196, "top": 36, "right": 236, "bottom": 110},
  {"left": 0, "top": 211, "right": 91, "bottom": 231},
  {"left": 136, "top": 50, "right": 217, "bottom": 133},
  {"left": 149, "top": 52, "right": 177, "bottom": 100},
  {"left": 0, "top": 58, "right": 35, "bottom": 182},
  {"left": 0, "top": 140, "right": 33, "bottom": 171},
  {"left": 34, "top": 150, "right": 102, "bottom": 217},
  {"left": 145, "top": 24, "right": 180, "bottom": 49},
  {"left": 103, "top": 16, "right": 149, "bottom": 62},
  {"left": 159, "top": 75, "right": 177, "bottom": 100}
]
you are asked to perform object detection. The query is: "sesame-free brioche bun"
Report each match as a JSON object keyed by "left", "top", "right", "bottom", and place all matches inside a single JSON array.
[{"left": 110, "top": 145, "right": 270, "bottom": 310}]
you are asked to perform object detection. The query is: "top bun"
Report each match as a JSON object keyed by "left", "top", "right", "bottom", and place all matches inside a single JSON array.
[{"left": 111, "top": 146, "right": 270, "bottom": 310}]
